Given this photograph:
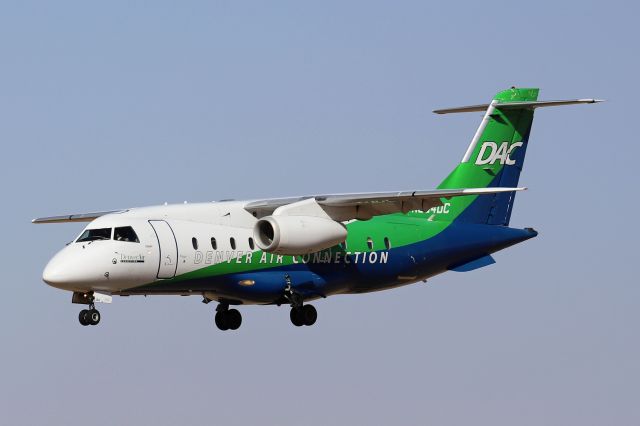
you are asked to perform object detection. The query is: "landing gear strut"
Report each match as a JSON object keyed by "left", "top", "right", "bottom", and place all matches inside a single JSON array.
[
  {"left": 284, "top": 274, "right": 318, "bottom": 327},
  {"left": 214, "top": 303, "right": 242, "bottom": 331}
]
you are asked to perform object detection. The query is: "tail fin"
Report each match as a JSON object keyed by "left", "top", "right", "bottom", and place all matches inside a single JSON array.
[{"left": 432, "top": 88, "right": 600, "bottom": 226}]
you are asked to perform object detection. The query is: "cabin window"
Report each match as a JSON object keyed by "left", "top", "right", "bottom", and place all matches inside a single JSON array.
[
  {"left": 384, "top": 237, "right": 391, "bottom": 250},
  {"left": 230, "top": 237, "right": 236, "bottom": 250},
  {"left": 366, "top": 237, "right": 374, "bottom": 250},
  {"left": 248, "top": 237, "right": 255, "bottom": 250},
  {"left": 211, "top": 237, "right": 217, "bottom": 250},
  {"left": 77, "top": 228, "right": 111, "bottom": 242},
  {"left": 114, "top": 226, "right": 139, "bottom": 243},
  {"left": 192, "top": 237, "right": 198, "bottom": 250}
]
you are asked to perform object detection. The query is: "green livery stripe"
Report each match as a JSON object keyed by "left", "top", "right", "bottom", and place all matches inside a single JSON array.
[{"left": 171, "top": 215, "right": 449, "bottom": 282}]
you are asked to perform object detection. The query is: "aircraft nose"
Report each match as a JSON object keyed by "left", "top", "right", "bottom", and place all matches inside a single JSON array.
[
  {"left": 42, "top": 252, "right": 70, "bottom": 289},
  {"left": 42, "top": 246, "right": 109, "bottom": 291},
  {"left": 42, "top": 248, "right": 91, "bottom": 290}
]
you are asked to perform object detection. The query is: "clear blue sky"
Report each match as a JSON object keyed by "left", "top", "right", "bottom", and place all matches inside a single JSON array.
[{"left": 1, "top": 1, "right": 638, "bottom": 425}]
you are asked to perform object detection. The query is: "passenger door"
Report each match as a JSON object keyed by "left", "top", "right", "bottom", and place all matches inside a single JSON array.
[{"left": 149, "top": 220, "right": 178, "bottom": 279}]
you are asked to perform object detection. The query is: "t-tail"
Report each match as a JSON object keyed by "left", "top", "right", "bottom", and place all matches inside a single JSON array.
[{"left": 431, "top": 87, "right": 601, "bottom": 225}]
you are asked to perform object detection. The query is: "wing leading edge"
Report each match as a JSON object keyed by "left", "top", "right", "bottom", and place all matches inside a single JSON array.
[{"left": 32, "top": 187, "right": 525, "bottom": 224}]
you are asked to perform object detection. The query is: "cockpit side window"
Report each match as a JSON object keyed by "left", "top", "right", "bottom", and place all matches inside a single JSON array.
[
  {"left": 114, "top": 226, "right": 140, "bottom": 243},
  {"left": 76, "top": 228, "right": 112, "bottom": 242}
]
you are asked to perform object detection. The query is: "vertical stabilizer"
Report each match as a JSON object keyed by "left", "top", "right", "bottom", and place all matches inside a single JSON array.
[{"left": 433, "top": 87, "right": 539, "bottom": 225}]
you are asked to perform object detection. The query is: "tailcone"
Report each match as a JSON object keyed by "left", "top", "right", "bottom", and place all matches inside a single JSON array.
[
  {"left": 439, "top": 223, "right": 539, "bottom": 266},
  {"left": 491, "top": 226, "right": 538, "bottom": 250}
]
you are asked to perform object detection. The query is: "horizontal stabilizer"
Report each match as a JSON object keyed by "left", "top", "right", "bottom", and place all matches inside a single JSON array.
[
  {"left": 433, "top": 98, "right": 603, "bottom": 114},
  {"left": 449, "top": 254, "right": 496, "bottom": 272}
]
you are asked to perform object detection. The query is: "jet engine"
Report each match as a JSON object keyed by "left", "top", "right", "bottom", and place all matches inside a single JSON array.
[{"left": 253, "top": 216, "right": 347, "bottom": 255}]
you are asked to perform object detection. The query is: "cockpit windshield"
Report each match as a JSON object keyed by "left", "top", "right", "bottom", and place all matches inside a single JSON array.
[
  {"left": 114, "top": 226, "right": 139, "bottom": 243},
  {"left": 76, "top": 228, "right": 111, "bottom": 242}
]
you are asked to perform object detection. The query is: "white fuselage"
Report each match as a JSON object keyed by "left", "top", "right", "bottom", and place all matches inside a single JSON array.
[{"left": 43, "top": 201, "right": 261, "bottom": 294}]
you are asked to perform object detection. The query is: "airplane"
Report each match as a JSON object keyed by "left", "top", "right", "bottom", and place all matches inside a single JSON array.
[{"left": 34, "top": 87, "right": 600, "bottom": 330}]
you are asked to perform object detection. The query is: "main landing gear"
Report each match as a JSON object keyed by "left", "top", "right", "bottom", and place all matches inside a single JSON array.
[
  {"left": 284, "top": 274, "right": 318, "bottom": 327},
  {"left": 214, "top": 303, "right": 242, "bottom": 331},
  {"left": 290, "top": 305, "right": 317, "bottom": 327}
]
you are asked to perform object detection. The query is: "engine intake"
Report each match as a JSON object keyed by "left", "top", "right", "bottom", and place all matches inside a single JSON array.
[{"left": 253, "top": 215, "right": 347, "bottom": 255}]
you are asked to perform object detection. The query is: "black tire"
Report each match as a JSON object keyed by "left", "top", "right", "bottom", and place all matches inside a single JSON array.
[
  {"left": 290, "top": 307, "right": 304, "bottom": 327},
  {"left": 88, "top": 309, "right": 101, "bottom": 326},
  {"left": 79, "top": 309, "right": 89, "bottom": 326},
  {"left": 227, "top": 309, "right": 242, "bottom": 330},
  {"left": 215, "top": 311, "right": 229, "bottom": 330},
  {"left": 302, "top": 304, "right": 317, "bottom": 326}
]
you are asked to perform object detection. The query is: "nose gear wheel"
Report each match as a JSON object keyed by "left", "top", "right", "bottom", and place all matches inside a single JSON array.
[{"left": 78, "top": 307, "right": 100, "bottom": 326}]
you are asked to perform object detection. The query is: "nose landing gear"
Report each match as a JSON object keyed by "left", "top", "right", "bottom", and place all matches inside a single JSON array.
[
  {"left": 79, "top": 308, "right": 101, "bottom": 326},
  {"left": 73, "top": 292, "right": 101, "bottom": 326}
]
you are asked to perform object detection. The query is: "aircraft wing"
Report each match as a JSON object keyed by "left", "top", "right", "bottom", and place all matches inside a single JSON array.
[
  {"left": 245, "top": 187, "right": 525, "bottom": 221},
  {"left": 32, "top": 187, "right": 525, "bottom": 224},
  {"left": 32, "top": 210, "right": 123, "bottom": 224}
]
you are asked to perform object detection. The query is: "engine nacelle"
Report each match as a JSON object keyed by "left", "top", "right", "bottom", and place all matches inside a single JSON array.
[{"left": 253, "top": 215, "right": 347, "bottom": 255}]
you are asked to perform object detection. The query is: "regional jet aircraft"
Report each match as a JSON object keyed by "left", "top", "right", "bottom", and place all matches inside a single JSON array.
[{"left": 34, "top": 88, "right": 600, "bottom": 330}]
